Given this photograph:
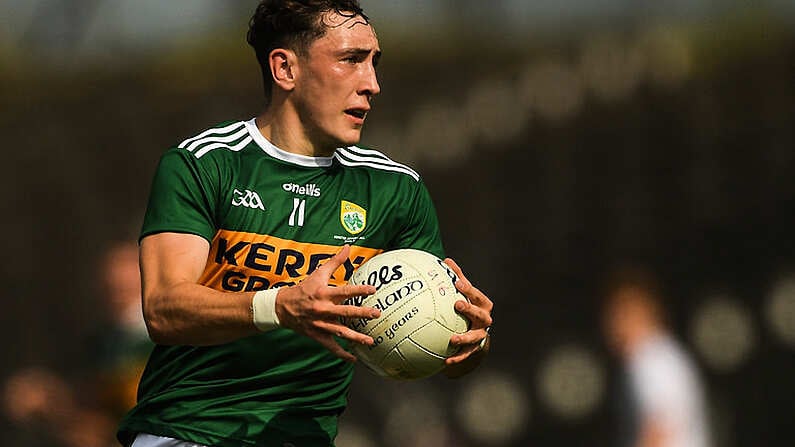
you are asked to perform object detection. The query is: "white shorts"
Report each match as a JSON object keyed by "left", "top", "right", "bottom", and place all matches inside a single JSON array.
[{"left": 131, "top": 433, "right": 210, "bottom": 447}]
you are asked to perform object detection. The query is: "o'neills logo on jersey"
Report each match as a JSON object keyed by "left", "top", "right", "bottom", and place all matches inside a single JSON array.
[{"left": 282, "top": 182, "right": 321, "bottom": 197}]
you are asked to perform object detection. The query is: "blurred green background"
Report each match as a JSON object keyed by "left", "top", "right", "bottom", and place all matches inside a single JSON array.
[{"left": 2, "top": 1, "right": 794, "bottom": 446}]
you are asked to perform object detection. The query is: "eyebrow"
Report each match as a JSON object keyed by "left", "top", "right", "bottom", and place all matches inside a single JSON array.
[{"left": 340, "top": 46, "right": 380, "bottom": 55}]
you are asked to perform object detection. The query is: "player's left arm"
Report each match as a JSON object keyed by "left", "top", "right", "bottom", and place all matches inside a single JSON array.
[
  {"left": 441, "top": 258, "right": 493, "bottom": 378},
  {"left": 393, "top": 178, "right": 492, "bottom": 376}
]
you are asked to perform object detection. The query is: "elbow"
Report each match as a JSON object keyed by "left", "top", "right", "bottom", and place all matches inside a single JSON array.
[
  {"left": 142, "top": 291, "right": 176, "bottom": 345},
  {"left": 142, "top": 307, "right": 168, "bottom": 345},
  {"left": 143, "top": 317, "right": 169, "bottom": 345}
]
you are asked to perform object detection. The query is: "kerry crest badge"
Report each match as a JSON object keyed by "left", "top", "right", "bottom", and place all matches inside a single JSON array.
[{"left": 340, "top": 200, "right": 367, "bottom": 234}]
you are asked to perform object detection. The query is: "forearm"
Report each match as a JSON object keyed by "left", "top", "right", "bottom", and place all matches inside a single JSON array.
[{"left": 144, "top": 282, "right": 258, "bottom": 346}]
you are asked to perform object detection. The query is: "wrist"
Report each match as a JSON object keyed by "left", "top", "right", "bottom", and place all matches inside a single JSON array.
[{"left": 252, "top": 288, "right": 281, "bottom": 331}]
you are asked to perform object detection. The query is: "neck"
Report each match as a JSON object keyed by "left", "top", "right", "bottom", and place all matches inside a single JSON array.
[
  {"left": 624, "top": 323, "right": 663, "bottom": 357},
  {"left": 255, "top": 100, "right": 336, "bottom": 157}
]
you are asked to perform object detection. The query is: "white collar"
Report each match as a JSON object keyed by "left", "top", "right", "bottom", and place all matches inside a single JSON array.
[{"left": 245, "top": 118, "right": 335, "bottom": 167}]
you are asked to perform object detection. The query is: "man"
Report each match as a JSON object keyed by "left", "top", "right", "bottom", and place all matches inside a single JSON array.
[
  {"left": 117, "top": 1, "right": 493, "bottom": 446},
  {"left": 602, "top": 267, "right": 710, "bottom": 447},
  {"left": 4, "top": 241, "right": 150, "bottom": 447},
  {"left": 93, "top": 241, "right": 152, "bottom": 419}
]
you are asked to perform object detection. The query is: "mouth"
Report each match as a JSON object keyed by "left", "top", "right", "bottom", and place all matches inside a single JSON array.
[{"left": 344, "top": 108, "right": 369, "bottom": 121}]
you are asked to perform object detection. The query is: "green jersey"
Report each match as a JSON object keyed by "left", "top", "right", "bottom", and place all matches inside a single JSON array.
[{"left": 117, "top": 119, "right": 443, "bottom": 447}]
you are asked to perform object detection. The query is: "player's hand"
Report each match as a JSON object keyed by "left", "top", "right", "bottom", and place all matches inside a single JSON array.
[
  {"left": 275, "top": 245, "right": 379, "bottom": 362},
  {"left": 443, "top": 258, "right": 493, "bottom": 372}
]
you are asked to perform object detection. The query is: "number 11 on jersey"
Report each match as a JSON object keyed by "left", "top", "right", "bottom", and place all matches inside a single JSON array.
[{"left": 289, "top": 198, "right": 306, "bottom": 227}]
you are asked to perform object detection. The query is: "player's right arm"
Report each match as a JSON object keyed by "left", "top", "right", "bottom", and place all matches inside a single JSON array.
[
  {"left": 141, "top": 232, "right": 378, "bottom": 359},
  {"left": 140, "top": 231, "right": 257, "bottom": 346}
]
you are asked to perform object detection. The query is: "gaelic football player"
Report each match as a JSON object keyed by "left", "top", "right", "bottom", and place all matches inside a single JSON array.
[{"left": 117, "top": 1, "right": 493, "bottom": 446}]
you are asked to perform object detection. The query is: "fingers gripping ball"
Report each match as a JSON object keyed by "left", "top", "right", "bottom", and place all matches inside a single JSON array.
[{"left": 342, "top": 249, "right": 470, "bottom": 380}]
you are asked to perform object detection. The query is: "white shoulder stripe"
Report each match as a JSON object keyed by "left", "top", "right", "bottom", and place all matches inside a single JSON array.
[
  {"left": 178, "top": 122, "right": 245, "bottom": 149},
  {"left": 343, "top": 145, "right": 391, "bottom": 160},
  {"left": 335, "top": 153, "right": 420, "bottom": 181},
  {"left": 185, "top": 127, "right": 250, "bottom": 152},
  {"left": 194, "top": 136, "right": 253, "bottom": 159},
  {"left": 337, "top": 147, "right": 420, "bottom": 180}
]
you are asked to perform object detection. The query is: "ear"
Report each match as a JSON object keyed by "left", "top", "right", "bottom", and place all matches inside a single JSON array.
[{"left": 269, "top": 48, "right": 299, "bottom": 93}]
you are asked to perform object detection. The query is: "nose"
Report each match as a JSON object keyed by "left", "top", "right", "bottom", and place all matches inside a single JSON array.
[{"left": 359, "top": 62, "right": 380, "bottom": 98}]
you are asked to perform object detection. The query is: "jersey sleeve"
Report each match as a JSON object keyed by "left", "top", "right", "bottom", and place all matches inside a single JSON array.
[
  {"left": 140, "top": 148, "right": 219, "bottom": 242},
  {"left": 392, "top": 179, "right": 445, "bottom": 259}
]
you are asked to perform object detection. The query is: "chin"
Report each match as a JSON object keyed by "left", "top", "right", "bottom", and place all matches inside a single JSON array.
[{"left": 335, "top": 131, "right": 363, "bottom": 147}]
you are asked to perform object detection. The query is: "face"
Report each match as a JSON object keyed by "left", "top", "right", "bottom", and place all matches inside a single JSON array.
[
  {"left": 292, "top": 12, "right": 381, "bottom": 151},
  {"left": 603, "top": 296, "right": 633, "bottom": 357},
  {"left": 602, "top": 287, "right": 655, "bottom": 358},
  {"left": 104, "top": 243, "right": 142, "bottom": 324}
]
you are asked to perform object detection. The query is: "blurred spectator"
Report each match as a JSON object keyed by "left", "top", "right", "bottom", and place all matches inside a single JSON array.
[
  {"left": 601, "top": 266, "right": 711, "bottom": 447},
  {"left": 90, "top": 241, "right": 152, "bottom": 419},
  {"left": 3, "top": 240, "right": 151, "bottom": 447}
]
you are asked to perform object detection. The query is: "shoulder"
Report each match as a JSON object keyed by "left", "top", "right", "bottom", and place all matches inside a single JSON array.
[
  {"left": 636, "top": 336, "right": 695, "bottom": 375},
  {"left": 173, "top": 120, "right": 253, "bottom": 160},
  {"left": 630, "top": 335, "right": 702, "bottom": 401},
  {"left": 334, "top": 145, "right": 421, "bottom": 182}
]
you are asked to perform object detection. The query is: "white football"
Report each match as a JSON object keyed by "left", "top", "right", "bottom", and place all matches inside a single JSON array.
[{"left": 343, "top": 249, "right": 470, "bottom": 380}]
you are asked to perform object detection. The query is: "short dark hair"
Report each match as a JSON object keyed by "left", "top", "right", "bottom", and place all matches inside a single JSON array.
[{"left": 247, "top": 0, "right": 368, "bottom": 103}]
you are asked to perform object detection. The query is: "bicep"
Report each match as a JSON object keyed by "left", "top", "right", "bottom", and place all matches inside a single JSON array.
[
  {"left": 140, "top": 232, "right": 211, "bottom": 295},
  {"left": 393, "top": 180, "right": 444, "bottom": 258}
]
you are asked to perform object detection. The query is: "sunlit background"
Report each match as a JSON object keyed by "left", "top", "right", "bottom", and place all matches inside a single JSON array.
[{"left": 2, "top": 0, "right": 794, "bottom": 446}]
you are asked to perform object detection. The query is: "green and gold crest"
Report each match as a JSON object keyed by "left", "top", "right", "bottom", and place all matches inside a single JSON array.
[{"left": 340, "top": 200, "right": 367, "bottom": 234}]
